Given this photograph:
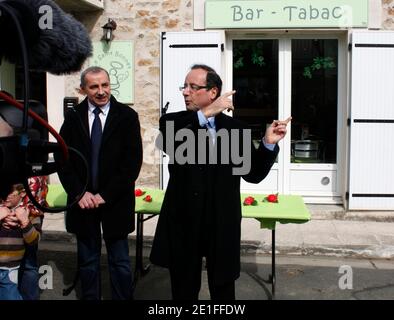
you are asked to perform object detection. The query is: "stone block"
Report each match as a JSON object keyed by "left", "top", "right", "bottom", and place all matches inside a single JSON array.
[{"left": 165, "top": 18, "right": 180, "bottom": 28}]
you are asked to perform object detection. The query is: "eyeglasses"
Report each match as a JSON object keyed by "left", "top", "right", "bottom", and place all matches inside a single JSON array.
[{"left": 179, "top": 84, "right": 210, "bottom": 92}]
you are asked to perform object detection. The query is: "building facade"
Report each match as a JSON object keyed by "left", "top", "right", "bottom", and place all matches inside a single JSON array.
[{"left": 1, "top": 0, "right": 394, "bottom": 210}]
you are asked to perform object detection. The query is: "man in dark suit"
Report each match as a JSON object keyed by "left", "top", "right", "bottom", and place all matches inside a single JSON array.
[
  {"left": 57, "top": 66, "right": 142, "bottom": 300},
  {"left": 150, "top": 64, "right": 290, "bottom": 300}
]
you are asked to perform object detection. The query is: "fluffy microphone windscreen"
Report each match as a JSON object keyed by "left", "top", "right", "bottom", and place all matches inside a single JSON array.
[{"left": 0, "top": 0, "right": 92, "bottom": 75}]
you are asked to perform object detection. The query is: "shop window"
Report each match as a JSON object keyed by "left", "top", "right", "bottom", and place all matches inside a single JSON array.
[
  {"left": 291, "top": 39, "right": 338, "bottom": 164},
  {"left": 232, "top": 39, "right": 279, "bottom": 145}
]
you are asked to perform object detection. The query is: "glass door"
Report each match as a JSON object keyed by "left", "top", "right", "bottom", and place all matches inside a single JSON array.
[
  {"left": 232, "top": 39, "right": 281, "bottom": 193},
  {"left": 230, "top": 35, "right": 344, "bottom": 203},
  {"left": 291, "top": 39, "right": 338, "bottom": 164}
]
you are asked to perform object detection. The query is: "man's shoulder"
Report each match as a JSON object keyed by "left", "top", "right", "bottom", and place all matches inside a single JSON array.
[
  {"left": 111, "top": 98, "right": 139, "bottom": 118},
  {"left": 68, "top": 98, "right": 87, "bottom": 114},
  {"left": 161, "top": 110, "right": 191, "bottom": 120},
  {"left": 217, "top": 113, "right": 249, "bottom": 129}
]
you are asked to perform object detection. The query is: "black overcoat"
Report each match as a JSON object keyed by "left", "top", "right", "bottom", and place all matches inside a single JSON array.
[
  {"left": 150, "top": 110, "right": 278, "bottom": 285},
  {"left": 57, "top": 96, "right": 143, "bottom": 238}
]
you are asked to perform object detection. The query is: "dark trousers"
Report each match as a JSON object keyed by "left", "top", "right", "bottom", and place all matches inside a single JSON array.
[
  {"left": 76, "top": 235, "right": 133, "bottom": 300},
  {"left": 169, "top": 256, "right": 235, "bottom": 300}
]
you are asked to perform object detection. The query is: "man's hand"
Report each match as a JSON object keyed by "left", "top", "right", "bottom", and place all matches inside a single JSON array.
[
  {"left": 201, "top": 91, "right": 236, "bottom": 118},
  {"left": 94, "top": 193, "right": 106, "bottom": 206},
  {"left": 78, "top": 191, "right": 101, "bottom": 209},
  {"left": 14, "top": 207, "right": 30, "bottom": 229},
  {"left": 264, "top": 117, "right": 292, "bottom": 144}
]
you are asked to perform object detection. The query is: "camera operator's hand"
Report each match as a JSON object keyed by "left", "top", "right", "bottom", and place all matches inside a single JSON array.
[{"left": 78, "top": 191, "right": 101, "bottom": 209}]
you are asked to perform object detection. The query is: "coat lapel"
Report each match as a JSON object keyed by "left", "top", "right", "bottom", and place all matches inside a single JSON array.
[
  {"left": 76, "top": 99, "right": 90, "bottom": 147},
  {"left": 214, "top": 112, "right": 228, "bottom": 132}
]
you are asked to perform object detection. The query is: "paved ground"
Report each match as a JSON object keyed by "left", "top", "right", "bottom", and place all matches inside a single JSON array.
[
  {"left": 37, "top": 240, "right": 394, "bottom": 300},
  {"left": 42, "top": 208, "right": 394, "bottom": 259},
  {"left": 37, "top": 205, "right": 394, "bottom": 302}
]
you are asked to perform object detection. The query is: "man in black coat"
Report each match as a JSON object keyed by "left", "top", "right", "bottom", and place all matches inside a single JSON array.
[
  {"left": 57, "top": 66, "right": 142, "bottom": 299},
  {"left": 150, "top": 64, "right": 290, "bottom": 300}
]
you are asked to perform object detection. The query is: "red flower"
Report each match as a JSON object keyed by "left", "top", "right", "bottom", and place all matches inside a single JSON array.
[
  {"left": 143, "top": 195, "right": 152, "bottom": 202},
  {"left": 265, "top": 193, "right": 279, "bottom": 203},
  {"left": 135, "top": 189, "right": 145, "bottom": 197},
  {"left": 243, "top": 196, "right": 257, "bottom": 206}
]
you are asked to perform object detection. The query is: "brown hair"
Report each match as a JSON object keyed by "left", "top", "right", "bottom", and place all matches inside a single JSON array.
[{"left": 11, "top": 184, "right": 25, "bottom": 194}]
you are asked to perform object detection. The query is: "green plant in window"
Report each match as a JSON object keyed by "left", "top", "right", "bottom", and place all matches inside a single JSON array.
[
  {"left": 303, "top": 56, "right": 336, "bottom": 79},
  {"left": 234, "top": 41, "right": 265, "bottom": 69},
  {"left": 251, "top": 51, "right": 265, "bottom": 67},
  {"left": 234, "top": 56, "right": 244, "bottom": 69}
]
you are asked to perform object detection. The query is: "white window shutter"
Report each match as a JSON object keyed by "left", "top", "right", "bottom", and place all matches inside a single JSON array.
[
  {"left": 348, "top": 31, "right": 394, "bottom": 210},
  {"left": 160, "top": 31, "right": 223, "bottom": 189}
]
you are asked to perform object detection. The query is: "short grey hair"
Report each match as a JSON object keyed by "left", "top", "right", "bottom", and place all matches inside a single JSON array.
[{"left": 80, "top": 66, "right": 110, "bottom": 88}]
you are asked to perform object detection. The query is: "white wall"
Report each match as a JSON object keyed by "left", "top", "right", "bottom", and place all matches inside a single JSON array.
[{"left": 46, "top": 73, "right": 66, "bottom": 184}]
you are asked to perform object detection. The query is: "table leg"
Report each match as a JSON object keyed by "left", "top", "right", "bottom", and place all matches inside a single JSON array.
[
  {"left": 135, "top": 213, "right": 143, "bottom": 275},
  {"left": 134, "top": 214, "right": 151, "bottom": 283},
  {"left": 269, "top": 229, "right": 276, "bottom": 299}
]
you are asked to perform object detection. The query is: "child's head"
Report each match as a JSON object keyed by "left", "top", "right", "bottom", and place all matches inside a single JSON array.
[{"left": 4, "top": 184, "right": 26, "bottom": 208}]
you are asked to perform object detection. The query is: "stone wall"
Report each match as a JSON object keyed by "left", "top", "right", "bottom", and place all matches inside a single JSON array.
[
  {"left": 65, "top": 0, "right": 193, "bottom": 188},
  {"left": 383, "top": 0, "right": 394, "bottom": 29}
]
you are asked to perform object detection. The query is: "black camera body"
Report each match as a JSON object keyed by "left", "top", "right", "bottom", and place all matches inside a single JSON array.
[{"left": 0, "top": 100, "right": 49, "bottom": 195}]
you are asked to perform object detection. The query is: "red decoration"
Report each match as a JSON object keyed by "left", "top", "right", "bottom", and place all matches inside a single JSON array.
[
  {"left": 135, "top": 189, "right": 145, "bottom": 197},
  {"left": 143, "top": 195, "right": 152, "bottom": 202},
  {"left": 264, "top": 193, "right": 279, "bottom": 203},
  {"left": 243, "top": 196, "right": 257, "bottom": 206}
]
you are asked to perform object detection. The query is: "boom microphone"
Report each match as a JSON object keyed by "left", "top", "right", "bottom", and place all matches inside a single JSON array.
[{"left": 0, "top": 0, "right": 92, "bottom": 75}]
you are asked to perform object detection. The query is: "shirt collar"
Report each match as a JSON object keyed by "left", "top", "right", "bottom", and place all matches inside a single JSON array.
[
  {"left": 207, "top": 116, "right": 215, "bottom": 129},
  {"left": 88, "top": 100, "right": 110, "bottom": 116}
]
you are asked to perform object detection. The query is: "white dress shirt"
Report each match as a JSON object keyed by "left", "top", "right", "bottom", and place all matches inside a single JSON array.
[{"left": 88, "top": 100, "right": 110, "bottom": 136}]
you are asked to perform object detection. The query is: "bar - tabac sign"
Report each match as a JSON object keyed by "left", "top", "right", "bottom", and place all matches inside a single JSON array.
[{"left": 205, "top": 0, "right": 368, "bottom": 29}]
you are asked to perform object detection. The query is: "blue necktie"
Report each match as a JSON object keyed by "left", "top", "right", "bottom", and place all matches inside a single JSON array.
[{"left": 91, "top": 107, "right": 102, "bottom": 191}]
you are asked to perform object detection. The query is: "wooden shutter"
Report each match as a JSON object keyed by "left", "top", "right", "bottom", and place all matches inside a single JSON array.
[
  {"left": 160, "top": 31, "right": 223, "bottom": 188},
  {"left": 348, "top": 31, "right": 394, "bottom": 210}
]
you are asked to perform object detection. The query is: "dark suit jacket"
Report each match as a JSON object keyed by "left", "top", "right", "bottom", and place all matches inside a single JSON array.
[
  {"left": 150, "top": 110, "right": 278, "bottom": 285},
  {"left": 57, "top": 96, "right": 143, "bottom": 238}
]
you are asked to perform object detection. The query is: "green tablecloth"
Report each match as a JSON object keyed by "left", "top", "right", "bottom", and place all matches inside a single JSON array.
[
  {"left": 135, "top": 188, "right": 165, "bottom": 214},
  {"left": 46, "top": 184, "right": 68, "bottom": 207},
  {"left": 46, "top": 186, "right": 311, "bottom": 230},
  {"left": 136, "top": 189, "right": 310, "bottom": 229},
  {"left": 239, "top": 194, "right": 310, "bottom": 229}
]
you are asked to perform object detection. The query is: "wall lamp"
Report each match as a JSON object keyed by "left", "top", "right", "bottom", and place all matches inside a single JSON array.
[{"left": 101, "top": 18, "right": 117, "bottom": 42}]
